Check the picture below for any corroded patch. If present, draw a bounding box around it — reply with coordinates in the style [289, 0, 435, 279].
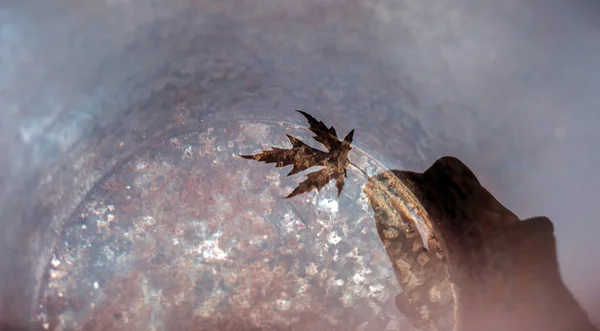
[417, 252, 430, 266]
[419, 305, 430, 320]
[383, 227, 399, 239]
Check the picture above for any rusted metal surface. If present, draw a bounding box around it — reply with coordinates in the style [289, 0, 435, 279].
[36, 122, 411, 331]
[2, 0, 600, 329]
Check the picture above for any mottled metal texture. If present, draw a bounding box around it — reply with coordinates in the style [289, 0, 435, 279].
[35, 122, 409, 330]
[1, 0, 600, 329]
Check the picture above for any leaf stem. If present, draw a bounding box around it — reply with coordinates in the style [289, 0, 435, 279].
[350, 161, 370, 179]
[287, 201, 309, 227]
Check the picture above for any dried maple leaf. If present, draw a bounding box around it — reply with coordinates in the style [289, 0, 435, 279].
[240, 110, 355, 198]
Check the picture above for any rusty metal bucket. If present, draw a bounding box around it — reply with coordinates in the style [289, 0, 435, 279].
[1, 0, 599, 330]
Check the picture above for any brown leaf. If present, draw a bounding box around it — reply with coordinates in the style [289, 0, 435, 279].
[239, 110, 355, 198]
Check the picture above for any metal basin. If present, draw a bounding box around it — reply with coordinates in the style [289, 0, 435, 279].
[1, 0, 599, 329]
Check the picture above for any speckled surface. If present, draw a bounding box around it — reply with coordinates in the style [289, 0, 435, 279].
[2, 0, 600, 329]
[36, 121, 409, 330]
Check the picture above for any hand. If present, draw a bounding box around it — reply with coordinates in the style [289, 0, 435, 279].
[365, 156, 597, 331]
